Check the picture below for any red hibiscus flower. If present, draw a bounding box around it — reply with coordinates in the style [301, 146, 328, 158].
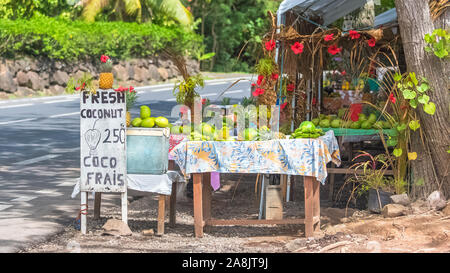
[367, 38, 376, 47]
[271, 73, 279, 81]
[257, 75, 264, 86]
[251, 83, 257, 88]
[101, 55, 109, 63]
[324, 34, 334, 41]
[252, 88, 265, 97]
[281, 102, 288, 110]
[129, 86, 135, 93]
[115, 86, 127, 92]
[312, 97, 317, 106]
[389, 93, 396, 104]
[287, 83, 295, 92]
[349, 30, 360, 40]
[341, 70, 347, 76]
[328, 45, 342, 55]
[265, 40, 276, 51]
[201, 98, 206, 105]
[291, 42, 304, 55]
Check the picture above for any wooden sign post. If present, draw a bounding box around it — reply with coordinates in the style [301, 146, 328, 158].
[80, 89, 127, 234]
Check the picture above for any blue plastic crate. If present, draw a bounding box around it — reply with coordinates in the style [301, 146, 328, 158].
[126, 127, 170, 175]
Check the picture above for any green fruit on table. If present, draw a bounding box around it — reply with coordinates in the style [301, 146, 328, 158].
[312, 118, 320, 126]
[350, 121, 361, 129]
[358, 113, 367, 122]
[155, 116, 169, 128]
[319, 119, 330, 128]
[202, 123, 214, 135]
[319, 114, 326, 120]
[131, 117, 142, 127]
[244, 128, 259, 141]
[299, 121, 316, 133]
[171, 125, 183, 134]
[141, 117, 155, 128]
[368, 113, 377, 123]
[331, 119, 342, 128]
[140, 105, 151, 119]
[361, 121, 373, 129]
[373, 121, 384, 129]
[338, 108, 347, 118]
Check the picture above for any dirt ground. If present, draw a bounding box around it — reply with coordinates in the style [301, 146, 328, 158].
[21, 174, 450, 253]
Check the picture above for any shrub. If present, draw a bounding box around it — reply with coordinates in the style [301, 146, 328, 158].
[0, 15, 202, 61]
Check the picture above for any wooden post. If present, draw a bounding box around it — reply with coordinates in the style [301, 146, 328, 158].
[81, 192, 88, 235]
[121, 192, 128, 224]
[93, 192, 101, 220]
[312, 177, 320, 232]
[281, 175, 288, 202]
[157, 195, 166, 235]
[328, 172, 335, 202]
[193, 173, 204, 238]
[304, 176, 314, 237]
[202, 173, 212, 221]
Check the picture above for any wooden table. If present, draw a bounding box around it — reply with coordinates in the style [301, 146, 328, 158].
[191, 173, 321, 238]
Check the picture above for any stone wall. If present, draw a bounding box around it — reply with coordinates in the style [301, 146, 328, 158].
[0, 57, 200, 99]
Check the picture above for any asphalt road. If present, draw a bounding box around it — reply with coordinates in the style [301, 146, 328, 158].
[0, 77, 252, 252]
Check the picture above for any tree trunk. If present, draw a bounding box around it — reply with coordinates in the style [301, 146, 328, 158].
[395, 0, 450, 198]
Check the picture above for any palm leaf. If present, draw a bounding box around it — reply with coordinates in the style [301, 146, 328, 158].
[82, 0, 110, 22]
[159, 0, 193, 25]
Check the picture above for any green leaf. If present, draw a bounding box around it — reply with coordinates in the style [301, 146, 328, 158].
[409, 72, 418, 86]
[393, 73, 402, 82]
[424, 102, 436, 115]
[417, 83, 429, 93]
[417, 94, 430, 104]
[402, 89, 416, 100]
[396, 123, 407, 131]
[434, 49, 448, 58]
[393, 148, 403, 157]
[199, 52, 215, 60]
[409, 120, 420, 131]
[409, 99, 418, 108]
[387, 138, 398, 147]
[424, 46, 433, 53]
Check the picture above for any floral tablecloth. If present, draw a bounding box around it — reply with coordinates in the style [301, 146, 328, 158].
[170, 130, 340, 184]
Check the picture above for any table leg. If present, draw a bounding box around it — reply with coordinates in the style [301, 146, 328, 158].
[93, 192, 101, 220]
[312, 177, 320, 232]
[193, 173, 204, 238]
[168, 160, 177, 228]
[157, 195, 165, 235]
[304, 176, 314, 237]
[202, 173, 212, 221]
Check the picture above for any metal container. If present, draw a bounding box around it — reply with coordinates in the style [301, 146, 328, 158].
[126, 127, 170, 175]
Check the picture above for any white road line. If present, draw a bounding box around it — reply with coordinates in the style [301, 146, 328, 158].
[0, 118, 37, 125]
[57, 181, 76, 187]
[13, 154, 61, 166]
[202, 93, 218, 97]
[165, 98, 177, 101]
[225, 90, 245, 94]
[151, 88, 172, 93]
[49, 112, 79, 118]
[0, 205, 12, 211]
[11, 196, 37, 202]
[50, 147, 80, 153]
[44, 99, 76, 104]
[207, 82, 227, 86]
[36, 189, 63, 196]
[0, 103, 33, 109]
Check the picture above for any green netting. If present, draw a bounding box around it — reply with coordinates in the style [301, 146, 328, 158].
[322, 128, 397, 137]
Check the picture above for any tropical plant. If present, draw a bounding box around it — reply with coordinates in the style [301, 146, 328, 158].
[66, 72, 98, 94]
[79, 0, 193, 25]
[173, 74, 204, 106]
[424, 28, 449, 59]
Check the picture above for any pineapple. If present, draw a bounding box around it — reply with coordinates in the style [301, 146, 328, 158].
[126, 111, 131, 127]
[99, 55, 113, 89]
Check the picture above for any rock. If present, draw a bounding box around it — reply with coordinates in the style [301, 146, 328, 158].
[0, 67, 17, 92]
[0, 91, 10, 100]
[102, 219, 132, 236]
[142, 229, 154, 236]
[26, 71, 44, 90]
[390, 193, 410, 206]
[442, 204, 450, 216]
[382, 204, 407, 218]
[148, 65, 161, 81]
[427, 191, 447, 210]
[285, 238, 306, 252]
[133, 67, 149, 82]
[158, 58, 171, 68]
[411, 199, 428, 214]
[16, 86, 34, 97]
[112, 64, 129, 81]
[51, 70, 69, 86]
[157, 67, 169, 81]
[48, 85, 66, 95]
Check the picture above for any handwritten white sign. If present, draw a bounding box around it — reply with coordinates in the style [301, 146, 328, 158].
[80, 89, 127, 192]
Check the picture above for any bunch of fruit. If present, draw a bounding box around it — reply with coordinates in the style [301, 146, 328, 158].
[291, 121, 325, 139]
[131, 105, 171, 128]
[312, 109, 392, 130]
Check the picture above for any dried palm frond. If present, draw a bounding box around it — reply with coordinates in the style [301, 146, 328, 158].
[429, 0, 450, 20]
